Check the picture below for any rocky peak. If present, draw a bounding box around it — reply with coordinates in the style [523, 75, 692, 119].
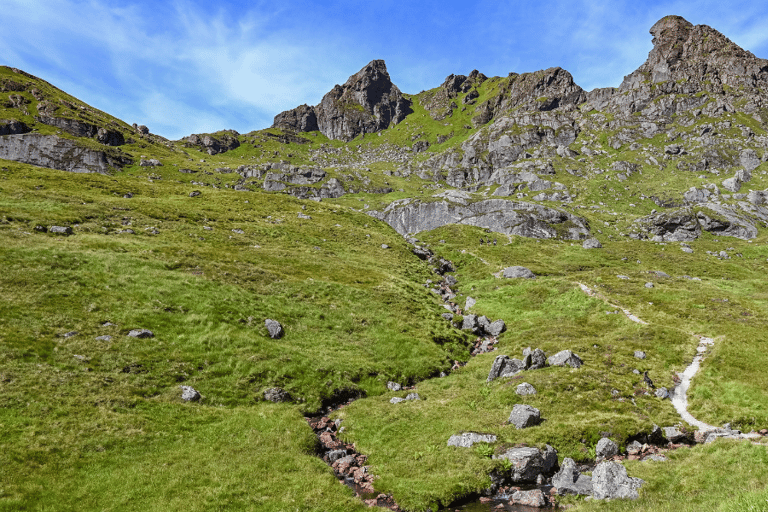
[619, 15, 768, 93]
[272, 60, 411, 141]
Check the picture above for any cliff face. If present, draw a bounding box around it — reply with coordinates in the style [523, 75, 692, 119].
[272, 60, 411, 141]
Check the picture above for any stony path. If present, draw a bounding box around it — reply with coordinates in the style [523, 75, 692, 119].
[576, 282, 648, 325]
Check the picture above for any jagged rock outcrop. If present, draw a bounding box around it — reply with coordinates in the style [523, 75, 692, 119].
[273, 60, 412, 141]
[0, 134, 131, 173]
[634, 204, 760, 240]
[184, 130, 241, 155]
[369, 198, 590, 239]
[35, 115, 125, 146]
[603, 15, 768, 116]
[0, 119, 30, 135]
[420, 70, 487, 120]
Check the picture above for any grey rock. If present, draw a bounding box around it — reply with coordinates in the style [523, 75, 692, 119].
[94, 335, 112, 341]
[462, 314, 479, 332]
[508, 404, 542, 429]
[596, 438, 619, 460]
[368, 199, 590, 240]
[655, 387, 670, 399]
[582, 238, 602, 249]
[527, 348, 547, 369]
[552, 457, 593, 496]
[721, 176, 741, 192]
[327, 449, 348, 463]
[50, 226, 73, 235]
[264, 387, 291, 403]
[487, 319, 507, 337]
[515, 382, 537, 396]
[626, 441, 643, 454]
[265, 319, 284, 339]
[127, 329, 154, 338]
[381, 244, 390, 249]
[405, 392, 420, 401]
[663, 426, 692, 444]
[634, 351, 647, 360]
[477, 315, 492, 334]
[740, 149, 760, 171]
[441, 312, 454, 321]
[591, 461, 643, 500]
[184, 131, 240, 155]
[139, 158, 162, 167]
[503, 266, 536, 279]
[493, 445, 557, 483]
[387, 381, 402, 391]
[390, 397, 405, 404]
[511, 489, 547, 508]
[189, 190, 201, 197]
[0, 119, 30, 135]
[487, 355, 527, 382]
[465, 296, 476, 310]
[180, 385, 201, 402]
[547, 350, 583, 368]
[644, 454, 668, 462]
[447, 432, 497, 448]
[645, 282, 654, 288]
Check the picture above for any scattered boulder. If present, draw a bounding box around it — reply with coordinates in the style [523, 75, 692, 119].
[465, 296, 476, 309]
[447, 432, 497, 448]
[94, 335, 112, 341]
[663, 426, 692, 444]
[49, 226, 73, 235]
[487, 355, 527, 382]
[582, 238, 603, 249]
[547, 350, 583, 368]
[180, 385, 201, 402]
[139, 158, 162, 167]
[591, 461, 644, 500]
[493, 445, 557, 483]
[524, 347, 548, 370]
[634, 350, 647, 359]
[596, 438, 619, 460]
[487, 319, 507, 336]
[387, 381, 402, 391]
[390, 393, 420, 404]
[127, 329, 154, 338]
[264, 387, 291, 403]
[508, 404, 542, 429]
[552, 457, 593, 495]
[265, 319, 284, 339]
[515, 382, 537, 396]
[503, 266, 536, 279]
[655, 387, 670, 399]
[189, 190, 201, 197]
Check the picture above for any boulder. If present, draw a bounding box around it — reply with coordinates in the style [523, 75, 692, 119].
[487, 355, 526, 382]
[740, 149, 760, 171]
[265, 319, 284, 339]
[547, 350, 583, 368]
[446, 432, 497, 448]
[462, 314, 479, 332]
[487, 319, 507, 336]
[634, 350, 647, 359]
[663, 426, 692, 443]
[508, 404, 542, 429]
[582, 238, 602, 249]
[721, 176, 741, 192]
[524, 347, 548, 369]
[386, 381, 402, 391]
[477, 315, 492, 334]
[465, 296, 476, 310]
[180, 385, 201, 402]
[552, 457, 593, 496]
[591, 461, 644, 500]
[503, 266, 536, 279]
[515, 382, 537, 396]
[49, 226, 73, 236]
[511, 489, 547, 507]
[264, 387, 291, 403]
[493, 445, 557, 483]
[127, 329, 154, 338]
[596, 438, 619, 460]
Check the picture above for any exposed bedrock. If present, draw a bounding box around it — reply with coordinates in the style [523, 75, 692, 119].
[368, 198, 590, 239]
[0, 133, 131, 173]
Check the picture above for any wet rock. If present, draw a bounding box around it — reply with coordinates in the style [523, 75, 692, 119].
[503, 266, 536, 279]
[547, 350, 583, 368]
[515, 382, 537, 396]
[447, 432, 497, 448]
[127, 329, 154, 338]
[596, 438, 619, 460]
[265, 319, 284, 339]
[180, 385, 201, 402]
[511, 489, 547, 507]
[264, 387, 291, 403]
[508, 404, 542, 429]
[591, 461, 644, 500]
[552, 457, 593, 495]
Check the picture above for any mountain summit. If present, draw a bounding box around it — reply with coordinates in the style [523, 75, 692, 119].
[273, 59, 411, 141]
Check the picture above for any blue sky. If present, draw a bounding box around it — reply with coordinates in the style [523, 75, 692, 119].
[3, 0, 768, 140]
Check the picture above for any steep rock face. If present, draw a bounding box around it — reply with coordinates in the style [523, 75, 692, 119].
[420, 70, 488, 120]
[369, 198, 590, 239]
[35, 115, 125, 146]
[0, 134, 131, 173]
[184, 130, 241, 155]
[272, 104, 318, 132]
[605, 15, 768, 115]
[472, 67, 586, 127]
[272, 60, 411, 141]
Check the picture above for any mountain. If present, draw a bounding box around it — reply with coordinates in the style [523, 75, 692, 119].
[2, 14, 768, 512]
